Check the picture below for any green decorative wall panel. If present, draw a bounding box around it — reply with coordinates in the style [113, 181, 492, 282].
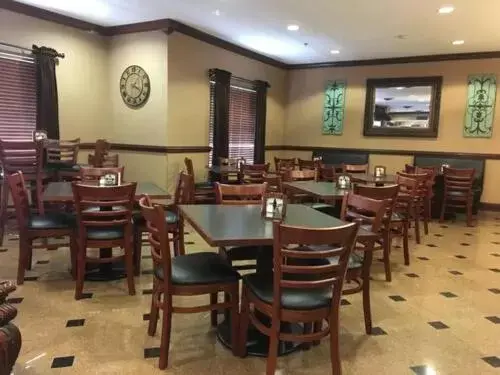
[463, 74, 496, 138]
[322, 81, 346, 135]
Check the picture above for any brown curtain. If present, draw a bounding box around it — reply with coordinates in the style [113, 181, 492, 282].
[33, 45, 59, 139]
[208, 68, 231, 166]
[253, 80, 270, 164]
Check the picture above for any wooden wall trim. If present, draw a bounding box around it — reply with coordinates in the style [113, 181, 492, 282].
[265, 145, 500, 160]
[479, 203, 500, 212]
[80, 143, 210, 154]
[5, 3, 500, 71]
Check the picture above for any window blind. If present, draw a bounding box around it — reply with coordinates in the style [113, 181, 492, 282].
[208, 81, 256, 166]
[0, 53, 37, 141]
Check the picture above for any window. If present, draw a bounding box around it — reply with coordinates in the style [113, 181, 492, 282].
[0, 52, 37, 141]
[209, 80, 257, 165]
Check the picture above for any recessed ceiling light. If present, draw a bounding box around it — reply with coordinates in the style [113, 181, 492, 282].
[452, 40, 465, 45]
[287, 24, 299, 31]
[438, 5, 455, 14]
[213, 9, 221, 16]
[330, 50, 340, 54]
[396, 87, 405, 90]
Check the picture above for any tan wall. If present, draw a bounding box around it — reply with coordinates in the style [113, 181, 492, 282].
[166, 32, 287, 187]
[0, 10, 111, 141]
[286, 60, 500, 203]
[108, 31, 169, 187]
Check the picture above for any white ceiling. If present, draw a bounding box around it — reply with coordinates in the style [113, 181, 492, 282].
[14, 0, 500, 64]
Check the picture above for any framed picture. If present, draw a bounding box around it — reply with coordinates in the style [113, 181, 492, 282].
[336, 174, 351, 189]
[99, 172, 121, 187]
[374, 165, 386, 177]
[261, 192, 287, 221]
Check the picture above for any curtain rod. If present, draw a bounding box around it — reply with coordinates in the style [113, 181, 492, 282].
[0, 42, 65, 58]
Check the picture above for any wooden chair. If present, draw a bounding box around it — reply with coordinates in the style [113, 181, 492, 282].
[237, 220, 359, 375]
[318, 166, 336, 182]
[274, 157, 296, 173]
[440, 167, 475, 226]
[0, 140, 46, 246]
[298, 158, 318, 170]
[340, 193, 388, 334]
[79, 166, 124, 181]
[240, 163, 270, 184]
[133, 172, 192, 275]
[397, 171, 429, 242]
[72, 182, 137, 299]
[7, 172, 77, 285]
[45, 138, 80, 181]
[214, 182, 268, 273]
[263, 174, 283, 193]
[88, 153, 119, 168]
[353, 184, 400, 281]
[91, 139, 111, 168]
[342, 163, 368, 174]
[139, 196, 240, 369]
[184, 157, 214, 203]
[282, 169, 317, 203]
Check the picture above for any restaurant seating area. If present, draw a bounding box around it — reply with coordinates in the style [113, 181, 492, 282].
[1, 2, 500, 374]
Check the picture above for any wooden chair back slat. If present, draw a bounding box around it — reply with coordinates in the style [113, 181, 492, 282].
[274, 157, 296, 172]
[342, 163, 368, 174]
[263, 174, 283, 193]
[46, 138, 80, 164]
[0, 141, 43, 177]
[283, 169, 317, 182]
[340, 192, 388, 233]
[240, 163, 270, 184]
[443, 167, 475, 195]
[298, 159, 318, 171]
[318, 166, 336, 182]
[175, 172, 195, 205]
[215, 182, 267, 205]
[353, 184, 399, 219]
[6, 172, 31, 229]
[80, 166, 125, 182]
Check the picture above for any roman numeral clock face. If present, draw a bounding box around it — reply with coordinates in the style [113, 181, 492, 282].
[120, 65, 150, 108]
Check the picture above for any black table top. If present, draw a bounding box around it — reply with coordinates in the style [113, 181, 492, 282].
[43, 181, 170, 202]
[179, 204, 377, 247]
[352, 173, 396, 184]
[283, 181, 348, 200]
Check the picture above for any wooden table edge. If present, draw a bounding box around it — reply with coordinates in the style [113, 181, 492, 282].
[282, 182, 343, 200]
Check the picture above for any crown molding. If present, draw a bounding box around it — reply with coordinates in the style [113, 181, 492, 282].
[3, 1, 500, 71]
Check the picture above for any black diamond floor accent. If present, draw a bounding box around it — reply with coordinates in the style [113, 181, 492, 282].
[370, 327, 387, 336]
[24, 276, 38, 281]
[143, 313, 150, 321]
[485, 316, 500, 324]
[440, 225, 448, 228]
[142, 289, 153, 295]
[490, 268, 500, 273]
[142, 269, 154, 275]
[482, 356, 500, 368]
[488, 288, 500, 294]
[405, 273, 419, 278]
[410, 365, 431, 375]
[434, 234, 443, 237]
[426, 244, 437, 248]
[51, 356, 74, 368]
[6, 297, 23, 304]
[144, 347, 160, 358]
[81, 293, 93, 299]
[492, 241, 500, 245]
[428, 321, 449, 330]
[494, 232, 500, 235]
[340, 299, 351, 306]
[464, 233, 473, 236]
[0, 248, 7, 253]
[455, 255, 467, 259]
[389, 295, 406, 302]
[185, 241, 195, 245]
[440, 291, 458, 298]
[449, 270, 463, 275]
[36, 260, 49, 264]
[417, 256, 430, 261]
[460, 243, 470, 246]
[66, 319, 85, 327]
[490, 253, 500, 257]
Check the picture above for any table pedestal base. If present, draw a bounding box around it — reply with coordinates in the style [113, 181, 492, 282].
[216, 318, 303, 357]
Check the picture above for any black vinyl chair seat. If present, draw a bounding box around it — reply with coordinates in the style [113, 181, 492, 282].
[154, 252, 240, 285]
[243, 273, 332, 310]
[86, 226, 125, 240]
[27, 212, 75, 230]
[195, 181, 214, 189]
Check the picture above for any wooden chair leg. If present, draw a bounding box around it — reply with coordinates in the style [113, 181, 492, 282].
[70, 234, 77, 280]
[16, 236, 29, 285]
[383, 229, 392, 282]
[158, 298, 173, 370]
[26, 248, 33, 270]
[124, 243, 136, 296]
[266, 317, 280, 375]
[403, 222, 410, 266]
[238, 287, 250, 357]
[75, 245, 86, 300]
[133, 226, 142, 276]
[423, 198, 430, 235]
[362, 252, 373, 335]
[229, 285, 240, 357]
[466, 200, 473, 227]
[148, 279, 159, 336]
[329, 308, 342, 375]
[0, 182, 6, 246]
[302, 323, 312, 350]
[312, 320, 322, 346]
[413, 202, 421, 244]
[210, 293, 218, 327]
[439, 198, 446, 223]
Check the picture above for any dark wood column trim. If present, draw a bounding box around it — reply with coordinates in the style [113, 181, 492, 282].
[80, 143, 210, 154]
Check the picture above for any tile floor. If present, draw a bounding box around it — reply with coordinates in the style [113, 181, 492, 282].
[2, 213, 500, 374]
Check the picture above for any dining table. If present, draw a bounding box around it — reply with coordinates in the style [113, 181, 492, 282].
[43, 181, 170, 281]
[179, 203, 378, 357]
[283, 181, 348, 201]
[349, 173, 396, 185]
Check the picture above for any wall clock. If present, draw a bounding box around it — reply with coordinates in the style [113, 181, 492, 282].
[119, 65, 150, 108]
